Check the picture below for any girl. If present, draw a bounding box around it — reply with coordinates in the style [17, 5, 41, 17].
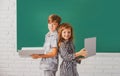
[58, 23, 87, 76]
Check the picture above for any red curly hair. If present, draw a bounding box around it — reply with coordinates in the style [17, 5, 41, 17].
[58, 23, 74, 47]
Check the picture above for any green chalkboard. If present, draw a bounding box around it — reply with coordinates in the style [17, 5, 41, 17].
[17, 0, 120, 52]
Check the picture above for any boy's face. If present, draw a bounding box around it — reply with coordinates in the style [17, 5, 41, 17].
[62, 28, 71, 40]
[48, 21, 59, 32]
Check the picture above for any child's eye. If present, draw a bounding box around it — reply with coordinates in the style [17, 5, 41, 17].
[53, 24, 57, 26]
[68, 31, 71, 33]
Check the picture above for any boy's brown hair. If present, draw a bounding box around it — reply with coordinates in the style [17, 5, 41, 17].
[48, 14, 61, 25]
[58, 23, 74, 47]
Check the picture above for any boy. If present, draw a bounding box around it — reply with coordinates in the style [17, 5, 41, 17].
[31, 14, 61, 76]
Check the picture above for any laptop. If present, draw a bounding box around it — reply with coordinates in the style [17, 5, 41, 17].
[18, 47, 44, 57]
[84, 37, 96, 58]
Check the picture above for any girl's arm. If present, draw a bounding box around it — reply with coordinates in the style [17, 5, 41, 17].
[75, 48, 87, 57]
[59, 44, 76, 61]
[59, 47, 87, 62]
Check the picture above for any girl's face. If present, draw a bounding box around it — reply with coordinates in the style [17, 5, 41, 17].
[62, 28, 71, 40]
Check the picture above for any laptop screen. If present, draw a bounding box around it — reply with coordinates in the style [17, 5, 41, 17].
[84, 37, 96, 58]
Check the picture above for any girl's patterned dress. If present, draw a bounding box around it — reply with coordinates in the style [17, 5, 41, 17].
[59, 40, 80, 76]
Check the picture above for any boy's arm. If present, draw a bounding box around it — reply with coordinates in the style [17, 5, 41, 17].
[31, 33, 58, 59]
[40, 47, 58, 58]
[31, 47, 58, 59]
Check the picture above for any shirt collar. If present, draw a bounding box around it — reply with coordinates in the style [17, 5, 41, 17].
[48, 30, 57, 36]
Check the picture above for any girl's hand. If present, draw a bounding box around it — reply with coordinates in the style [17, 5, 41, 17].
[78, 57, 86, 60]
[78, 48, 88, 57]
[31, 54, 41, 59]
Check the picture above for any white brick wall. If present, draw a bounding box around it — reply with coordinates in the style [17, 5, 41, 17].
[0, 0, 120, 76]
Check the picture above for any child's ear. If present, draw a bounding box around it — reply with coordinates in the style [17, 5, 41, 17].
[58, 43, 60, 47]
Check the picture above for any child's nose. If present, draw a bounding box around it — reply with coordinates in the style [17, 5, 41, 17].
[65, 33, 68, 36]
[49, 24, 53, 27]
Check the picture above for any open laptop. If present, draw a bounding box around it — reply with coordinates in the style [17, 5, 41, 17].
[18, 47, 44, 57]
[84, 37, 96, 58]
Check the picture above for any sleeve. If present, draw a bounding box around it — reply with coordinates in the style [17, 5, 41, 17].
[43, 34, 47, 48]
[73, 57, 81, 64]
[59, 43, 75, 61]
[59, 43, 81, 64]
[70, 42, 81, 64]
[51, 35, 58, 48]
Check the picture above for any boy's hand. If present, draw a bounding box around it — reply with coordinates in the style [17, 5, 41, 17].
[31, 54, 41, 59]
